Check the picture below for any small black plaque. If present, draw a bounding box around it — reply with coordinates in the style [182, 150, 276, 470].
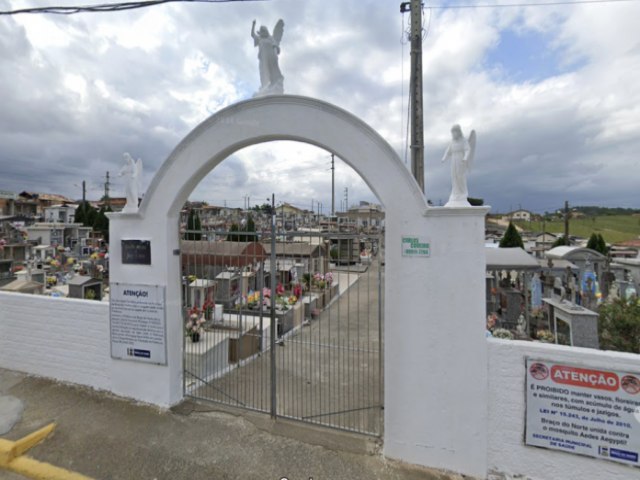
[121, 239, 151, 265]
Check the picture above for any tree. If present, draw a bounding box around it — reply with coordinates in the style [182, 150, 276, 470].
[597, 234, 607, 255]
[227, 223, 240, 241]
[243, 215, 257, 240]
[186, 209, 202, 241]
[551, 235, 570, 248]
[75, 202, 86, 225]
[598, 298, 640, 353]
[75, 201, 97, 227]
[93, 206, 111, 243]
[227, 216, 257, 242]
[587, 233, 607, 255]
[255, 203, 273, 215]
[499, 222, 524, 248]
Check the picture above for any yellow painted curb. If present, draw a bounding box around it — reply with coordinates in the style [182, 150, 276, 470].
[0, 423, 94, 480]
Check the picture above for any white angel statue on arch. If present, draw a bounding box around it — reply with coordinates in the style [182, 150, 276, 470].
[119, 152, 143, 213]
[441, 124, 476, 207]
[251, 18, 285, 96]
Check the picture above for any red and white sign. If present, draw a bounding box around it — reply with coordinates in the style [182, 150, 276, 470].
[526, 358, 640, 468]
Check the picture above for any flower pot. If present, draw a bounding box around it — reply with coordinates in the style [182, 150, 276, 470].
[191, 332, 200, 343]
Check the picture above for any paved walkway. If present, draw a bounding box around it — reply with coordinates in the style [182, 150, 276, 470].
[0, 368, 464, 480]
[191, 260, 383, 434]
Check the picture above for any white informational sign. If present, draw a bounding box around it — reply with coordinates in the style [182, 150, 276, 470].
[401, 235, 430, 257]
[526, 358, 640, 468]
[110, 283, 167, 365]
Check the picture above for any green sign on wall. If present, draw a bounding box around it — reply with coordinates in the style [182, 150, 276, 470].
[401, 236, 430, 257]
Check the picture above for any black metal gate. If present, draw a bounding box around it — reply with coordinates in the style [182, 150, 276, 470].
[181, 219, 383, 436]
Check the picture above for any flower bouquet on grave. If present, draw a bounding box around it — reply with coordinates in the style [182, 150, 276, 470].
[185, 307, 205, 342]
[203, 299, 214, 321]
[535, 329, 554, 343]
[292, 283, 303, 299]
[324, 272, 333, 287]
[275, 294, 291, 311]
[492, 328, 513, 340]
[247, 291, 262, 309]
[312, 272, 326, 290]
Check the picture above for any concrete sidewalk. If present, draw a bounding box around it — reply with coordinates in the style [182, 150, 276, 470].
[0, 369, 464, 480]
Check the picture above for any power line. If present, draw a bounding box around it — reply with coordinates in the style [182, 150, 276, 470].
[428, 0, 637, 9]
[0, 0, 267, 16]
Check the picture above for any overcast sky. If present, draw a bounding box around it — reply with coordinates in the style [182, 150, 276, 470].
[0, 0, 639, 214]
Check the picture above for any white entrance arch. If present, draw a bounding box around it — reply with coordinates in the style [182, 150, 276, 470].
[109, 95, 488, 477]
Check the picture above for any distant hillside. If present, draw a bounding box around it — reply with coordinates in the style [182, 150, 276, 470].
[569, 206, 640, 216]
[514, 215, 640, 244]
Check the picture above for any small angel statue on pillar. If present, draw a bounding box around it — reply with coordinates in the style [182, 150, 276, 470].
[441, 124, 476, 207]
[119, 153, 143, 213]
[251, 19, 285, 97]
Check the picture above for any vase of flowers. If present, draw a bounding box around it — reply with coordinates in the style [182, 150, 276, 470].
[312, 272, 326, 290]
[292, 283, 303, 299]
[185, 307, 205, 343]
[203, 300, 214, 321]
[246, 291, 260, 309]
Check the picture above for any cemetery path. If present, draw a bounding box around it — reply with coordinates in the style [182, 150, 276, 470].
[192, 258, 384, 435]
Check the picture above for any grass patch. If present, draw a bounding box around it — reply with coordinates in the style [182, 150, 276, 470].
[514, 215, 640, 244]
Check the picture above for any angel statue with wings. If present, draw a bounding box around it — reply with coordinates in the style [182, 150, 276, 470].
[251, 19, 285, 97]
[119, 152, 143, 213]
[441, 124, 476, 207]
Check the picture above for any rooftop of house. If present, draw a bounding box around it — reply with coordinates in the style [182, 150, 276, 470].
[19, 192, 74, 203]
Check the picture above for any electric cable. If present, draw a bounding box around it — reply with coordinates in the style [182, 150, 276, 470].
[0, 0, 268, 16]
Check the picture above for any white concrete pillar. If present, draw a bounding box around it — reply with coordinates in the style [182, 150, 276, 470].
[384, 206, 489, 478]
[107, 212, 183, 407]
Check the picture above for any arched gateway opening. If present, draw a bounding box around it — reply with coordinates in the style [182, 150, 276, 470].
[109, 95, 489, 476]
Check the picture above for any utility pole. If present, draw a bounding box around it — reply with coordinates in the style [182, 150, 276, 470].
[104, 171, 111, 208]
[331, 153, 335, 216]
[344, 187, 348, 212]
[82, 180, 86, 204]
[564, 200, 570, 245]
[401, 0, 425, 193]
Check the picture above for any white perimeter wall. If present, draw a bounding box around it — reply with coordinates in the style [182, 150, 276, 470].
[3, 292, 640, 479]
[0, 291, 110, 391]
[488, 338, 640, 480]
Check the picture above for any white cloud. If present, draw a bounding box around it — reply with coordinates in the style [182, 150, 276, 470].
[0, 0, 638, 213]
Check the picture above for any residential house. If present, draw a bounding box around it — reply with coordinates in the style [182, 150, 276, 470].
[44, 204, 77, 224]
[0, 217, 30, 262]
[336, 201, 385, 232]
[505, 209, 532, 222]
[18, 191, 74, 218]
[96, 197, 127, 212]
[277, 203, 311, 230]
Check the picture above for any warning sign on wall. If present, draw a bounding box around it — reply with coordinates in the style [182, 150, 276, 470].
[110, 283, 167, 365]
[526, 358, 640, 468]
